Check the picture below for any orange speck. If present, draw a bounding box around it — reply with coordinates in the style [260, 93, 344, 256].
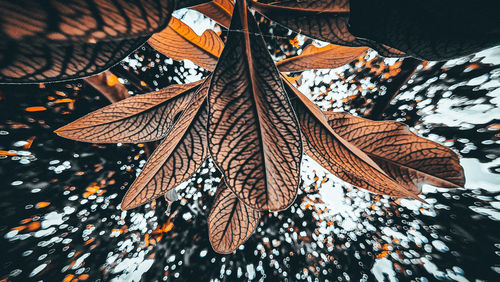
[25, 106, 47, 112]
[55, 91, 67, 97]
[84, 238, 95, 246]
[0, 150, 17, 156]
[54, 98, 75, 104]
[63, 274, 74, 282]
[140, 81, 147, 87]
[36, 202, 50, 208]
[163, 222, 174, 233]
[106, 74, 119, 86]
[78, 274, 89, 280]
[12, 226, 26, 231]
[27, 221, 40, 231]
[23, 137, 35, 149]
[39, 83, 46, 89]
[377, 251, 389, 259]
[20, 218, 32, 224]
[289, 37, 300, 47]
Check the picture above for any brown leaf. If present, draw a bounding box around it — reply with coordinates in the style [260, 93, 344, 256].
[121, 78, 210, 210]
[55, 80, 202, 143]
[276, 44, 368, 72]
[282, 77, 421, 199]
[208, 0, 302, 211]
[325, 112, 465, 193]
[0, 0, 175, 82]
[0, 37, 149, 83]
[250, 0, 405, 58]
[0, 0, 172, 43]
[191, 0, 234, 28]
[148, 17, 224, 71]
[208, 182, 260, 254]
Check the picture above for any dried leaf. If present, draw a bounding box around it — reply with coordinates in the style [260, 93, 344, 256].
[121, 78, 210, 210]
[0, 37, 148, 83]
[325, 112, 465, 193]
[208, 1, 302, 211]
[55, 80, 202, 143]
[191, 0, 234, 28]
[276, 44, 368, 72]
[0, 0, 177, 82]
[208, 182, 260, 254]
[283, 77, 420, 199]
[250, 0, 405, 58]
[0, 0, 172, 43]
[149, 17, 224, 71]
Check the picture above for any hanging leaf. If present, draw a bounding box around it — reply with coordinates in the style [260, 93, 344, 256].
[191, 0, 234, 28]
[0, 37, 149, 83]
[148, 17, 224, 71]
[325, 112, 465, 193]
[121, 78, 210, 210]
[0, 0, 173, 43]
[55, 80, 202, 143]
[208, 0, 302, 211]
[276, 44, 368, 72]
[250, 0, 405, 58]
[282, 77, 421, 199]
[208, 182, 260, 254]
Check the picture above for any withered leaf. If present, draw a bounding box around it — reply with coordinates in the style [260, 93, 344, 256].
[0, 0, 177, 83]
[276, 44, 368, 72]
[283, 77, 420, 199]
[121, 78, 210, 210]
[191, 0, 234, 28]
[208, 0, 302, 211]
[250, 0, 405, 58]
[55, 80, 202, 143]
[208, 182, 260, 254]
[0, 0, 173, 43]
[0, 37, 148, 83]
[325, 112, 465, 193]
[148, 17, 224, 71]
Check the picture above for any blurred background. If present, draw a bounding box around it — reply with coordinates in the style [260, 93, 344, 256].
[1, 9, 499, 281]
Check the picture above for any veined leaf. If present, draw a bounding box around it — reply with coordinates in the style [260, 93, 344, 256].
[191, 0, 234, 28]
[325, 112, 465, 193]
[0, 37, 148, 83]
[250, 0, 405, 58]
[121, 78, 210, 210]
[55, 80, 202, 143]
[276, 44, 368, 72]
[208, 182, 260, 254]
[0, 0, 172, 43]
[149, 17, 224, 71]
[208, 0, 302, 211]
[282, 77, 421, 199]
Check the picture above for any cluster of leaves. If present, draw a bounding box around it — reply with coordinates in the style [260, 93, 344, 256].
[1, 0, 486, 253]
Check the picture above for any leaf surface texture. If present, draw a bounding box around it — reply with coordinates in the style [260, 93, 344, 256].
[121, 79, 210, 210]
[325, 112, 465, 193]
[55, 81, 202, 143]
[208, 182, 260, 254]
[208, 1, 302, 211]
[148, 17, 224, 71]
